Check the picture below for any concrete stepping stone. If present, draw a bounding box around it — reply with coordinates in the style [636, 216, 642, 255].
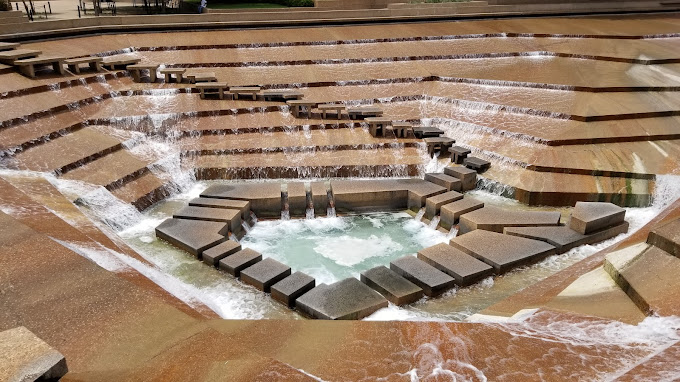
[417, 243, 493, 286]
[425, 190, 463, 219]
[0, 326, 68, 382]
[295, 278, 388, 320]
[569, 202, 626, 235]
[463, 157, 491, 172]
[155, 218, 228, 257]
[219, 248, 262, 277]
[188, 197, 251, 221]
[240, 258, 292, 292]
[425, 173, 462, 192]
[202, 239, 241, 266]
[459, 205, 561, 235]
[360, 265, 424, 305]
[448, 145, 471, 164]
[647, 218, 680, 258]
[271, 271, 315, 308]
[504, 221, 629, 254]
[440, 197, 484, 229]
[390, 255, 455, 296]
[201, 183, 282, 218]
[444, 166, 477, 192]
[450, 230, 557, 273]
[173, 205, 242, 235]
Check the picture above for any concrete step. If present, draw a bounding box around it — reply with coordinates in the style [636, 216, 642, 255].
[440, 197, 484, 229]
[646, 218, 680, 259]
[604, 242, 680, 316]
[218, 248, 262, 277]
[450, 229, 557, 273]
[188, 197, 251, 221]
[111, 172, 171, 211]
[424, 172, 462, 192]
[155, 218, 228, 257]
[11, 127, 123, 174]
[360, 265, 424, 305]
[271, 271, 315, 308]
[569, 201, 625, 234]
[295, 277, 388, 320]
[173, 205, 242, 235]
[202, 239, 241, 267]
[444, 166, 477, 191]
[425, 190, 463, 219]
[0, 326, 68, 382]
[201, 182, 282, 219]
[458, 205, 562, 235]
[504, 221, 629, 255]
[417, 243, 493, 286]
[390, 255, 455, 297]
[60, 149, 154, 190]
[240, 257, 292, 292]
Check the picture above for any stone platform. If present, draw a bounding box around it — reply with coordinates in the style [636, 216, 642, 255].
[155, 218, 228, 257]
[390, 255, 455, 296]
[295, 278, 388, 320]
[360, 265, 424, 305]
[458, 206, 562, 235]
[0, 326, 68, 382]
[417, 243, 493, 286]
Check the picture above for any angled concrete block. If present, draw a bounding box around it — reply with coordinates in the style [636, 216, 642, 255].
[219, 248, 262, 277]
[189, 197, 251, 221]
[444, 166, 477, 192]
[295, 278, 388, 320]
[390, 255, 455, 296]
[459, 206, 561, 235]
[0, 326, 68, 382]
[425, 190, 464, 219]
[440, 197, 484, 229]
[201, 183, 282, 218]
[569, 202, 626, 235]
[647, 218, 680, 259]
[360, 265, 424, 305]
[155, 218, 228, 257]
[240, 258, 292, 292]
[417, 243, 493, 286]
[425, 173, 462, 192]
[463, 157, 490, 172]
[505, 221, 629, 255]
[450, 230, 557, 273]
[271, 271, 315, 308]
[202, 240, 242, 266]
[173, 205, 242, 234]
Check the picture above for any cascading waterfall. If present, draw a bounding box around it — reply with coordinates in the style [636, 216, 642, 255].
[326, 185, 337, 218]
[429, 215, 441, 229]
[305, 183, 315, 220]
[414, 207, 426, 221]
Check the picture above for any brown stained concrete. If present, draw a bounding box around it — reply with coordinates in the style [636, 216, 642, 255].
[616, 341, 680, 382]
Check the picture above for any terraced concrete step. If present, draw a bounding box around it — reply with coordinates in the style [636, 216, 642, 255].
[202, 239, 241, 266]
[360, 265, 424, 305]
[569, 201, 625, 234]
[605, 243, 680, 316]
[240, 258, 292, 292]
[201, 182, 282, 218]
[440, 197, 484, 229]
[390, 255, 455, 297]
[450, 229, 557, 273]
[155, 218, 228, 257]
[60, 149, 153, 189]
[111, 172, 171, 211]
[458, 205, 561, 235]
[173, 205, 242, 234]
[0, 326, 68, 382]
[425, 190, 463, 219]
[218, 248, 262, 277]
[189, 197, 251, 221]
[201, 354, 319, 382]
[424, 172, 462, 192]
[330, 178, 446, 212]
[444, 166, 477, 191]
[504, 221, 629, 255]
[295, 277, 388, 320]
[271, 271, 315, 308]
[11, 127, 123, 174]
[417, 243, 493, 286]
[646, 218, 680, 258]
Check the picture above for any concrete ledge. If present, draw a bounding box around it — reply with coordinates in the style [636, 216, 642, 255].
[440, 197, 484, 229]
[201, 183, 282, 218]
[218, 248, 262, 277]
[0, 327, 68, 382]
[202, 239, 242, 266]
[647, 219, 680, 258]
[444, 166, 477, 192]
[360, 265, 424, 305]
[390, 255, 455, 296]
[459, 206, 561, 235]
[271, 271, 315, 308]
[295, 278, 388, 320]
[505, 221, 629, 254]
[417, 243, 493, 286]
[240, 258, 292, 292]
[188, 197, 251, 222]
[569, 202, 625, 234]
[425, 190, 463, 219]
[173, 205, 242, 234]
[155, 218, 228, 257]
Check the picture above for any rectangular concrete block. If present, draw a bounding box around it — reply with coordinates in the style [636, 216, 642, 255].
[202, 240, 242, 266]
[450, 230, 557, 273]
[201, 183, 282, 218]
[390, 255, 455, 296]
[569, 202, 626, 235]
[360, 265, 424, 305]
[505, 222, 629, 255]
[417, 243, 493, 286]
[286, 182, 308, 217]
[219, 248, 262, 277]
[425, 190, 464, 219]
[271, 271, 315, 308]
[173, 206, 242, 235]
[440, 198, 484, 229]
[425, 173, 462, 192]
[647, 219, 680, 259]
[458, 206, 561, 235]
[240, 258, 292, 292]
[295, 278, 388, 320]
[444, 166, 477, 191]
[0, 327, 68, 382]
[188, 197, 251, 222]
[311, 182, 329, 216]
[155, 218, 228, 257]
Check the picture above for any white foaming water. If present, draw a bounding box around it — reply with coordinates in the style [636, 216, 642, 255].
[314, 234, 404, 267]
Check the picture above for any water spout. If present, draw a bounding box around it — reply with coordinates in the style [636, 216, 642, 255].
[414, 208, 426, 221]
[429, 215, 441, 229]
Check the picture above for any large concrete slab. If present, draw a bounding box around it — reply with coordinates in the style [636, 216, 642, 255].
[240, 258, 292, 292]
[417, 243, 493, 286]
[201, 183, 282, 218]
[202, 239, 242, 266]
[504, 222, 629, 254]
[360, 265, 424, 305]
[569, 202, 626, 234]
[459, 205, 561, 235]
[450, 230, 557, 273]
[425, 173, 462, 192]
[155, 218, 228, 257]
[0, 326, 68, 382]
[271, 271, 315, 308]
[440, 197, 484, 229]
[218, 248, 262, 277]
[173, 205, 242, 234]
[188, 197, 251, 221]
[646, 218, 680, 259]
[390, 255, 455, 297]
[295, 278, 388, 320]
[330, 179, 445, 212]
[425, 190, 464, 219]
[444, 166, 477, 192]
